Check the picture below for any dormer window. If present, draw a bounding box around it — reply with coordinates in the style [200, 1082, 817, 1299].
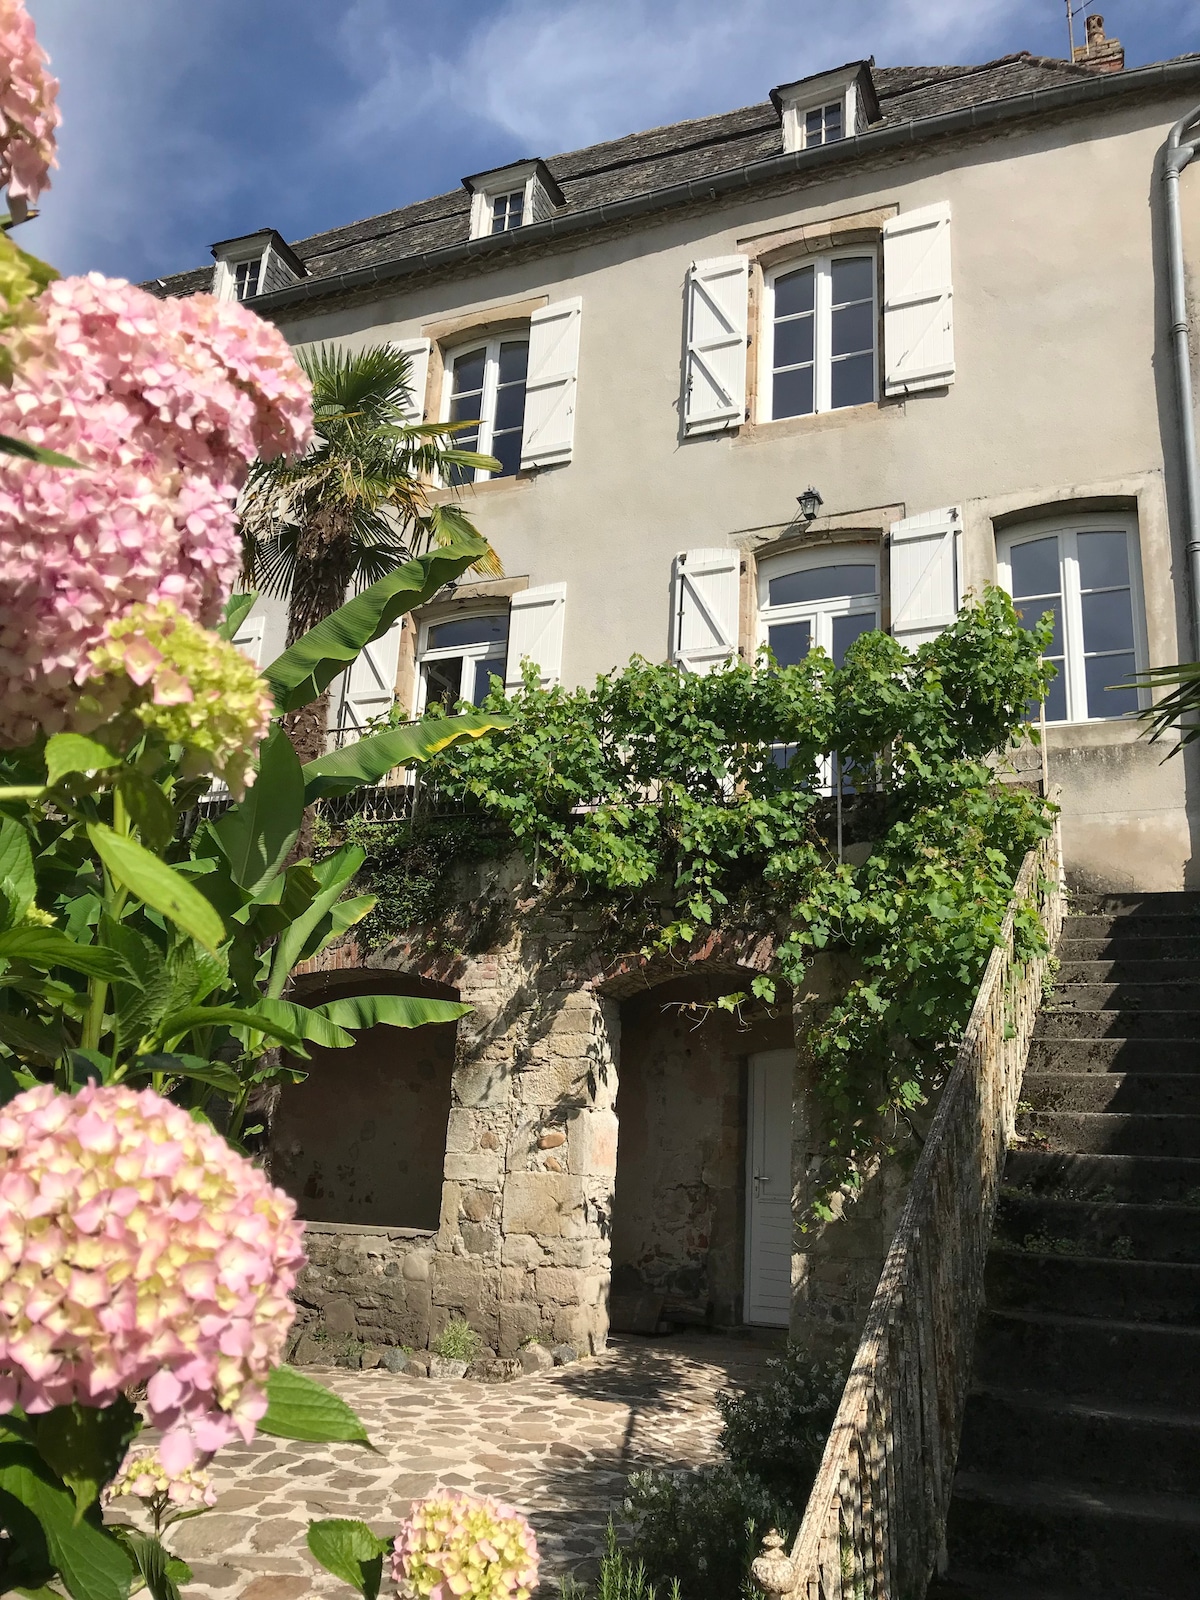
[772, 62, 879, 156]
[210, 229, 306, 304]
[463, 159, 564, 242]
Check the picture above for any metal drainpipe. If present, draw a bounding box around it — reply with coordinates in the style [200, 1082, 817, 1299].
[1166, 104, 1200, 659]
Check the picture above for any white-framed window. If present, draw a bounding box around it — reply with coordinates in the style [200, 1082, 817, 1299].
[801, 101, 843, 147]
[442, 335, 529, 483]
[757, 546, 880, 667]
[490, 191, 525, 233]
[997, 514, 1146, 724]
[760, 251, 877, 421]
[234, 258, 262, 301]
[418, 612, 510, 712]
[775, 68, 863, 154]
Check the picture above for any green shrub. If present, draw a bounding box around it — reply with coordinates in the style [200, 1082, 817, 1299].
[716, 1347, 846, 1502]
[561, 1525, 681, 1600]
[431, 1316, 482, 1363]
[624, 1464, 794, 1600]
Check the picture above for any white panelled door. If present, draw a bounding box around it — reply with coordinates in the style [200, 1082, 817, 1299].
[683, 256, 749, 435]
[889, 506, 962, 650]
[672, 547, 740, 672]
[745, 1049, 793, 1328]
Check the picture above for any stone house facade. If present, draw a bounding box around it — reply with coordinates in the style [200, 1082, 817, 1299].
[151, 18, 1200, 1353]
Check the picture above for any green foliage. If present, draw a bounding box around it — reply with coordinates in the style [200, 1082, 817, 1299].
[401, 586, 1055, 1207]
[715, 1349, 846, 1502]
[623, 1465, 793, 1600]
[560, 1523, 681, 1600]
[1136, 658, 1200, 752]
[431, 1317, 483, 1364]
[307, 1518, 391, 1600]
[258, 1366, 373, 1446]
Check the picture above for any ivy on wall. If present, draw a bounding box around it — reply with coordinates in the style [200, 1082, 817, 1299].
[345, 588, 1054, 1212]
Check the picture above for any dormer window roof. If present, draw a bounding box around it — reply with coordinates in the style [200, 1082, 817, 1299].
[210, 228, 306, 303]
[771, 61, 880, 155]
[462, 160, 564, 241]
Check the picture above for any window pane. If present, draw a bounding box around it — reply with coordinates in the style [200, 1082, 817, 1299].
[1077, 530, 1131, 591]
[424, 657, 463, 709]
[472, 655, 507, 704]
[493, 381, 527, 432]
[1038, 661, 1068, 724]
[428, 614, 509, 650]
[769, 564, 877, 606]
[831, 256, 873, 305]
[774, 315, 814, 369]
[451, 348, 487, 394]
[1081, 588, 1135, 654]
[830, 352, 875, 409]
[774, 266, 815, 318]
[1008, 537, 1060, 600]
[773, 365, 814, 419]
[831, 299, 874, 358]
[805, 108, 824, 140]
[490, 426, 523, 478]
[825, 104, 843, 141]
[832, 612, 877, 667]
[1014, 595, 1063, 658]
[767, 620, 811, 668]
[498, 340, 529, 383]
[1085, 652, 1138, 718]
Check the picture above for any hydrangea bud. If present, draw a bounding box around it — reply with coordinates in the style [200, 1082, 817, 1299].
[106, 1450, 217, 1510]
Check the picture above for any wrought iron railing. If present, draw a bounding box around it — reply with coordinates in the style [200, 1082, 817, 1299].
[753, 799, 1065, 1600]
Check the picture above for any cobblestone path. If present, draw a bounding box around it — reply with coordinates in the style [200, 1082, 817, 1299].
[168, 1334, 779, 1600]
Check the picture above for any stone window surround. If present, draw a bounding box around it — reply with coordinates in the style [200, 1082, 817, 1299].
[736, 204, 898, 437]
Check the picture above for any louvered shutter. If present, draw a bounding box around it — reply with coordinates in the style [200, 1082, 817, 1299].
[683, 256, 749, 435]
[338, 621, 403, 737]
[889, 507, 962, 650]
[882, 203, 954, 395]
[231, 613, 264, 666]
[392, 337, 432, 424]
[504, 584, 567, 692]
[520, 299, 582, 469]
[672, 548, 740, 672]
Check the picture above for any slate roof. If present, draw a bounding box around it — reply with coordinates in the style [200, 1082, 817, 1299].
[143, 50, 1182, 301]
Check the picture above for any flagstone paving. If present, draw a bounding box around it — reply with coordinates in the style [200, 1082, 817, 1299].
[166, 1333, 781, 1599]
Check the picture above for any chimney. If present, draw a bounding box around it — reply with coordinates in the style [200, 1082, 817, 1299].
[1073, 13, 1124, 73]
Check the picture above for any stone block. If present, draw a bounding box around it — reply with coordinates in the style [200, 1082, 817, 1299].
[461, 1188, 496, 1223]
[501, 1234, 543, 1268]
[460, 1221, 498, 1257]
[501, 1172, 585, 1238]
[518, 1342, 554, 1373]
[567, 1109, 619, 1177]
[551, 1305, 594, 1346]
[547, 1007, 594, 1036]
[444, 1108, 478, 1154]
[538, 1238, 593, 1268]
[498, 1300, 541, 1355]
[535, 1267, 582, 1305]
[455, 1059, 512, 1109]
[444, 1153, 503, 1183]
[291, 1330, 323, 1366]
[433, 1256, 484, 1309]
[381, 1348, 409, 1373]
[500, 1266, 532, 1301]
[323, 1296, 357, 1338]
[402, 1251, 430, 1282]
[551, 1342, 579, 1366]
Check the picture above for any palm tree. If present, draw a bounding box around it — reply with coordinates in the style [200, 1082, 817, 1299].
[240, 342, 500, 765]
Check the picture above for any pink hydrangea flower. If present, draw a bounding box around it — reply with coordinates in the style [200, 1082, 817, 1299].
[0, 272, 311, 746]
[392, 1494, 539, 1600]
[0, 0, 59, 206]
[106, 1450, 217, 1511]
[0, 1083, 306, 1472]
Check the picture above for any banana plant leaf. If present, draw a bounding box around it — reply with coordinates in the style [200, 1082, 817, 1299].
[301, 712, 510, 800]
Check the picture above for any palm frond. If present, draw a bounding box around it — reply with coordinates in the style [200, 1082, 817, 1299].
[1135, 661, 1200, 751]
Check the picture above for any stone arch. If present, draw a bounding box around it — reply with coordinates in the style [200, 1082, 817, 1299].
[270, 969, 461, 1230]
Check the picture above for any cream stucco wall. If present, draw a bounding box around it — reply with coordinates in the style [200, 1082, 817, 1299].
[259, 88, 1200, 888]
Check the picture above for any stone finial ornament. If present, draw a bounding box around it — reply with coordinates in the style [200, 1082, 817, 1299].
[751, 1529, 797, 1597]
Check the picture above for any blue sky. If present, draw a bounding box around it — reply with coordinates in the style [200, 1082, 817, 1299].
[20, 0, 1200, 284]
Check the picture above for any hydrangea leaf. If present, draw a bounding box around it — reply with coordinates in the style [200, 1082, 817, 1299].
[307, 1519, 389, 1600]
[259, 1367, 372, 1447]
[30, 1398, 140, 1520]
[86, 824, 225, 955]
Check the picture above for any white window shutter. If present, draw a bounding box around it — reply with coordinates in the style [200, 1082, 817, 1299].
[520, 299, 582, 469]
[889, 507, 962, 650]
[683, 256, 749, 435]
[672, 548, 740, 672]
[882, 202, 954, 395]
[504, 584, 567, 691]
[338, 621, 403, 736]
[392, 337, 431, 424]
[231, 613, 264, 666]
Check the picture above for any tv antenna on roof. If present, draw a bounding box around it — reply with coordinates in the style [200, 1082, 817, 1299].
[1065, 0, 1088, 58]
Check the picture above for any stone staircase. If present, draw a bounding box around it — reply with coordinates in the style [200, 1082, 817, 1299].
[929, 891, 1200, 1600]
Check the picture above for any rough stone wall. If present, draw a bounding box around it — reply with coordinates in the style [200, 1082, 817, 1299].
[610, 974, 792, 1327]
[293, 1222, 436, 1349]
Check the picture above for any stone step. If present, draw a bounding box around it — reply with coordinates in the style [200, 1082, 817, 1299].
[1070, 892, 1200, 915]
[1059, 935, 1200, 961]
[1033, 1008, 1200, 1039]
[1057, 959, 1200, 983]
[985, 1248, 1200, 1325]
[1025, 1038, 1200, 1073]
[1064, 914, 1200, 940]
[1043, 982, 1200, 1012]
[1003, 1150, 1200, 1206]
[1015, 1110, 1200, 1157]
[1021, 1072, 1200, 1115]
[929, 1572, 1143, 1600]
[973, 1307, 1200, 1406]
[994, 1191, 1200, 1262]
[942, 1472, 1200, 1598]
[956, 1386, 1200, 1498]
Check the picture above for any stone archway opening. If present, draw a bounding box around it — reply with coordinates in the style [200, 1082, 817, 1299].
[269, 970, 460, 1230]
[607, 970, 794, 1335]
